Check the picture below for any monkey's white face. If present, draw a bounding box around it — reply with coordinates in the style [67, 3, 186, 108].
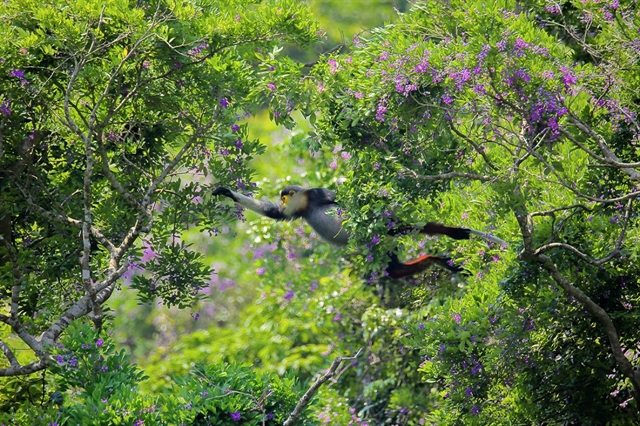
[281, 190, 308, 217]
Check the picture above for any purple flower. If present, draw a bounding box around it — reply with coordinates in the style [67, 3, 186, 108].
[471, 405, 479, 415]
[371, 235, 380, 245]
[375, 103, 387, 122]
[514, 37, 529, 51]
[452, 312, 461, 324]
[327, 59, 339, 74]
[473, 84, 486, 95]
[220, 98, 229, 108]
[231, 124, 240, 132]
[284, 289, 295, 300]
[559, 66, 577, 88]
[230, 411, 241, 421]
[465, 387, 473, 397]
[96, 339, 104, 347]
[545, 4, 560, 14]
[1, 99, 11, 117]
[256, 267, 266, 276]
[141, 242, 158, 263]
[187, 43, 209, 56]
[10, 69, 25, 79]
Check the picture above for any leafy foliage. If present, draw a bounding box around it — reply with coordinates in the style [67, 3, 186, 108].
[1, 0, 639, 425]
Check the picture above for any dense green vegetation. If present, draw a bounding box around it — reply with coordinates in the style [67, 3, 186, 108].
[1, 0, 639, 424]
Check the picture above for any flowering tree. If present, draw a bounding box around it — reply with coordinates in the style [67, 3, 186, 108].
[132, 1, 639, 424]
[3, 0, 639, 424]
[0, 0, 318, 379]
[305, 0, 639, 422]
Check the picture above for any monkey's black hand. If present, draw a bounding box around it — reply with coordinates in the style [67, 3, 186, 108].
[212, 187, 237, 201]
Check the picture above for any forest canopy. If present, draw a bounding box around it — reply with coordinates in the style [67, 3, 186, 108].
[1, 0, 639, 424]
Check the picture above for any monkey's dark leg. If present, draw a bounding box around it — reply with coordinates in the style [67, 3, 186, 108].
[385, 252, 463, 279]
[419, 222, 471, 239]
[389, 222, 507, 245]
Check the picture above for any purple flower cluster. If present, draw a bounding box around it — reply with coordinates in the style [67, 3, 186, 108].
[1, 99, 11, 117]
[10, 69, 29, 85]
[188, 43, 209, 57]
[526, 88, 568, 140]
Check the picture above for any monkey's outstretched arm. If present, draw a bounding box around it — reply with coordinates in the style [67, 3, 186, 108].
[213, 187, 288, 221]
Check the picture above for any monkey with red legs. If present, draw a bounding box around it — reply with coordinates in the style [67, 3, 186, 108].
[212, 185, 507, 279]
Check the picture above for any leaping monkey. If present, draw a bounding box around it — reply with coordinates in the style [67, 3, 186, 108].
[213, 185, 507, 279]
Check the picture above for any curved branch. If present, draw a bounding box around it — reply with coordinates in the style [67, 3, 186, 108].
[283, 349, 362, 426]
[514, 195, 640, 407]
[567, 115, 640, 179]
[0, 339, 20, 369]
[530, 204, 593, 217]
[524, 142, 640, 204]
[42, 262, 126, 346]
[0, 358, 48, 378]
[529, 252, 640, 406]
[449, 122, 500, 171]
[12, 179, 116, 253]
[534, 242, 598, 265]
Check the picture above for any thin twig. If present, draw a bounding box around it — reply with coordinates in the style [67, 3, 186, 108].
[283, 349, 362, 426]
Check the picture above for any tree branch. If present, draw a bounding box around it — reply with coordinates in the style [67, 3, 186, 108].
[0, 359, 49, 377]
[80, 131, 102, 329]
[449, 122, 500, 171]
[567, 114, 640, 180]
[42, 262, 127, 346]
[528, 252, 640, 407]
[513, 193, 640, 407]
[524, 141, 640, 204]
[0, 339, 20, 369]
[283, 349, 362, 426]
